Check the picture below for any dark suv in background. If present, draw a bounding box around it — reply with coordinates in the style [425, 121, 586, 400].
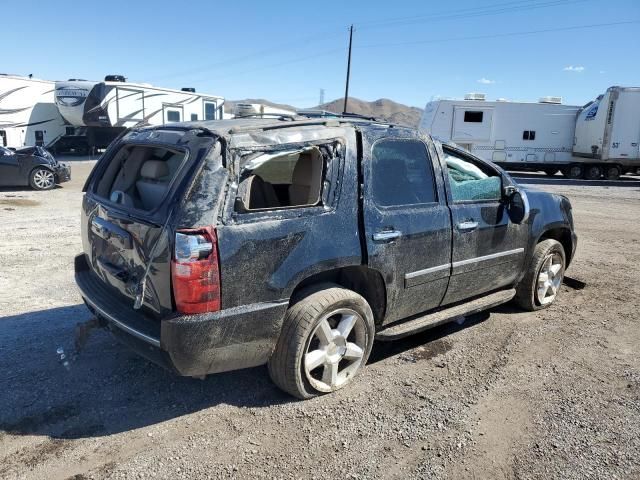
[75, 117, 576, 398]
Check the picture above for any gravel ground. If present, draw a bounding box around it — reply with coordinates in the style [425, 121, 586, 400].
[1, 163, 639, 480]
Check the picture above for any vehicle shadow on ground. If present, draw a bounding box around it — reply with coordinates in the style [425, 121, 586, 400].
[512, 172, 640, 188]
[0, 305, 294, 440]
[0, 304, 495, 441]
[370, 310, 491, 364]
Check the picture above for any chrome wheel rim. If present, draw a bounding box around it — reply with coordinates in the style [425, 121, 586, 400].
[33, 170, 54, 189]
[536, 253, 564, 305]
[304, 308, 366, 393]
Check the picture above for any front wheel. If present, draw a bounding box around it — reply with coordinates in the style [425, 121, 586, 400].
[29, 167, 56, 190]
[514, 239, 566, 311]
[268, 285, 375, 399]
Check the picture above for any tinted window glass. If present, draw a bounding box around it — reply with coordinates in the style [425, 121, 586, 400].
[443, 149, 501, 202]
[167, 110, 180, 122]
[191, 113, 198, 121]
[464, 111, 483, 122]
[205, 103, 217, 120]
[371, 139, 437, 206]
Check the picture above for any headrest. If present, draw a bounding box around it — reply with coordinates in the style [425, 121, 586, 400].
[140, 160, 169, 180]
[292, 149, 321, 186]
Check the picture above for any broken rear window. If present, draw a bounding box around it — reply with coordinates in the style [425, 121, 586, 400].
[94, 144, 187, 212]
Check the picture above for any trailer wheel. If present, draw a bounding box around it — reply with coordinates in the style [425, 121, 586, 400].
[543, 168, 559, 177]
[584, 165, 602, 180]
[564, 164, 583, 179]
[604, 165, 621, 180]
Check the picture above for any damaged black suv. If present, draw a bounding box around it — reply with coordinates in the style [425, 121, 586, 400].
[75, 117, 577, 398]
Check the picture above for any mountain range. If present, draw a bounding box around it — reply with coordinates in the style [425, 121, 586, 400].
[225, 97, 423, 127]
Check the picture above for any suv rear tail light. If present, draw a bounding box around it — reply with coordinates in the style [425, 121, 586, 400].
[171, 228, 221, 314]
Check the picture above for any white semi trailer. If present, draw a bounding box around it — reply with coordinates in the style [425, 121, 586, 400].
[573, 86, 640, 178]
[420, 88, 640, 180]
[0, 74, 67, 149]
[54, 75, 225, 151]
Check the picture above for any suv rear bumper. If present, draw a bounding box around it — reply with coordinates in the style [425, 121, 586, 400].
[74, 254, 288, 377]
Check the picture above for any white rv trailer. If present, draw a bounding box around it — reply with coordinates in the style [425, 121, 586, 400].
[233, 103, 296, 118]
[420, 93, 581, 176]
[0, 74, 67, 149]
[574, 86, 640, 169]
[54, 76, 225, 149]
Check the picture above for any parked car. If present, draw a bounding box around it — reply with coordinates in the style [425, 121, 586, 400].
[75, 117, 577, 398]
[0, 146, 70, 190]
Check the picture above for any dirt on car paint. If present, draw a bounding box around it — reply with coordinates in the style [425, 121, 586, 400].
[0, 162, 639, 479]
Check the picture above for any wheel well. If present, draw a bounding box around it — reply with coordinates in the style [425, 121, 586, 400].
[539, 228, 573, 266]
[290, 266, 387, 325]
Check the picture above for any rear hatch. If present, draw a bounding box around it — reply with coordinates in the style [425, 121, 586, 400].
[80, 127, 222, 318]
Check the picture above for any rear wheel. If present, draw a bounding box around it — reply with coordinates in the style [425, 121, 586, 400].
[564, 164, 583, 179]
[584, 165, 603, 180]
[514, 239, 566, 311]
[29, 167, 55, 190]
[604, 165, 621, 180]
[268, 285, 375, 399]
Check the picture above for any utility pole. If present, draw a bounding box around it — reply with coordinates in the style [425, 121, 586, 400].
[343, 24, 353, 114]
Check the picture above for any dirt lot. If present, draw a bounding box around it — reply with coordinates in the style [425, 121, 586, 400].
[1, 162, 639, 480]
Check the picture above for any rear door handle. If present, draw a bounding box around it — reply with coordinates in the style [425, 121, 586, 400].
[373, 230, 402, 242]
[457, 221, 479, 232]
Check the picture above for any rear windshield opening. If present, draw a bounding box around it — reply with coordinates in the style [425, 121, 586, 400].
[236, 146, 325, 211]
[95, 145, 186, 211]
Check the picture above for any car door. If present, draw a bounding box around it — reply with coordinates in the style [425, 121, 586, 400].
[362, 131, 452, 324]
[437, 144, 527, 305]
[0, 147, 22, 186]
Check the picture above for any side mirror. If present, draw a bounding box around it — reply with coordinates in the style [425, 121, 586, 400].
[504, 186, 530, 224]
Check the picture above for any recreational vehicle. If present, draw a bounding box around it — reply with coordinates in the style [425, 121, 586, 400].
[0, 74, 67, 149]
[574, 86, 640, 176]
[233, 103, 296, 118]
[54, 76, 225, 150]
[419, 94, 580, 176]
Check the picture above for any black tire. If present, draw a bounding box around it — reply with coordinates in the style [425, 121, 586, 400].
[584, 165, 602, 180]
[268, 285, 375, 399]
[514, 239, 566, 311]
[604, 165, 621, 180]
[563, 164, 583, 179]
[29, 167, 56, 190]
[543, 168, 559, 177]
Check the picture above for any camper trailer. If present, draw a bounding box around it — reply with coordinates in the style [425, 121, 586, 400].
[574, 86, 640, 176]
[233, 103, 296, 118]
[54, 76, 225, 150]
[0, 74, 67, 149]
[420, 94, 580, 176]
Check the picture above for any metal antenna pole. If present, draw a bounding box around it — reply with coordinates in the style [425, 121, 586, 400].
[343, 25, 353, 114]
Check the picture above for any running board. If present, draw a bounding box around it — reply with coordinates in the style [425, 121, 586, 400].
[375, 289, 516, 341]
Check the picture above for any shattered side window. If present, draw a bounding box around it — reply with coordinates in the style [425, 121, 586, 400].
[235, 146, 325, 212]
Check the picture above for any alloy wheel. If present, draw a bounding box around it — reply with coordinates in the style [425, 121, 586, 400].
[536, 253, 564, 305]
[304, 308, 367, 392]
[33, 169, 55, 189]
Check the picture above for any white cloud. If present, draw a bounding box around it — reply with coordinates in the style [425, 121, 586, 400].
[477, 77, 496, 84]
[599, 70, 606, 74]
[563, 65, 585, 72]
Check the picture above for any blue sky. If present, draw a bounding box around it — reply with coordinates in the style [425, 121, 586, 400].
[2, 0, 638, 108]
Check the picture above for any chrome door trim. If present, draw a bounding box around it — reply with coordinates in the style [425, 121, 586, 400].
[404, 263, 451, 288]
[452, 247, 525, 269]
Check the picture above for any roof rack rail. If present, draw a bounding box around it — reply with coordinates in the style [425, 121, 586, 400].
[338, 112, 379, 121]
[234, 113, 297, 121]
